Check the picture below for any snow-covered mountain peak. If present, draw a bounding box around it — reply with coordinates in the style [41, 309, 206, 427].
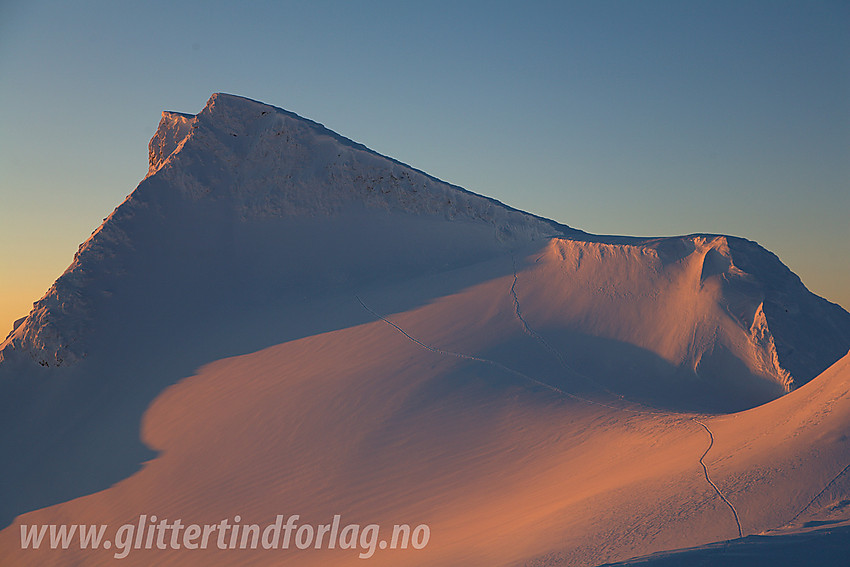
[0, 94, 567, 368]
[1, 92, 848, 408]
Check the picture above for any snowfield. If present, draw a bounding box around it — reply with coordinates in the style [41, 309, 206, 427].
[1, 93, 849, 566]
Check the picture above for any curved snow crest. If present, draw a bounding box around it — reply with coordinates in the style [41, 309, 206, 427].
[685, 235, 850, 390]
[539, 234, 850, 395]
[720, 236, 850, 388]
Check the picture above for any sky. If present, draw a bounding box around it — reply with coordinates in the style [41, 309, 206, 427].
[1, 0, 848, 332]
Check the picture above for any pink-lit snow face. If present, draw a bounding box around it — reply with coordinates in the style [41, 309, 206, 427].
[4, 257, 850, 565]
[2, 94, 850, 567]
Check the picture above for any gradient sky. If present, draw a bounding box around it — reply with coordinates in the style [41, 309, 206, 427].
[1, 0, 848, 332]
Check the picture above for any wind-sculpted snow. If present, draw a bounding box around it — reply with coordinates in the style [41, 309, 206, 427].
[363, 273, 746, 540]
[3, 93, 850, 566]
[3, 93, 848, 392]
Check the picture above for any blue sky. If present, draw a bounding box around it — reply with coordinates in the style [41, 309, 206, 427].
[1, 0, 848, 328]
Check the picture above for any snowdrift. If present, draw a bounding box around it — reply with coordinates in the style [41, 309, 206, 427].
[2, 94, 850, 566]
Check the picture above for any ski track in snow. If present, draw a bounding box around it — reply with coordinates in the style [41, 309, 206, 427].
[354, 296, 660, 416]
[356, 259, 746, 543]
[509, 260, 577, 377]
[692, 418, 744, 538]
[509, 257, 633, 402]
[508, 257, 744, 540]
[789, 461, 850, 525]
[354, 295, 583, 399]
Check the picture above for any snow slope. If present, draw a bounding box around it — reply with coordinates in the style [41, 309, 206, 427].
[0, 93, 566, 369]
[599, 352, 850, 567]
[1, 94, 850, 566]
